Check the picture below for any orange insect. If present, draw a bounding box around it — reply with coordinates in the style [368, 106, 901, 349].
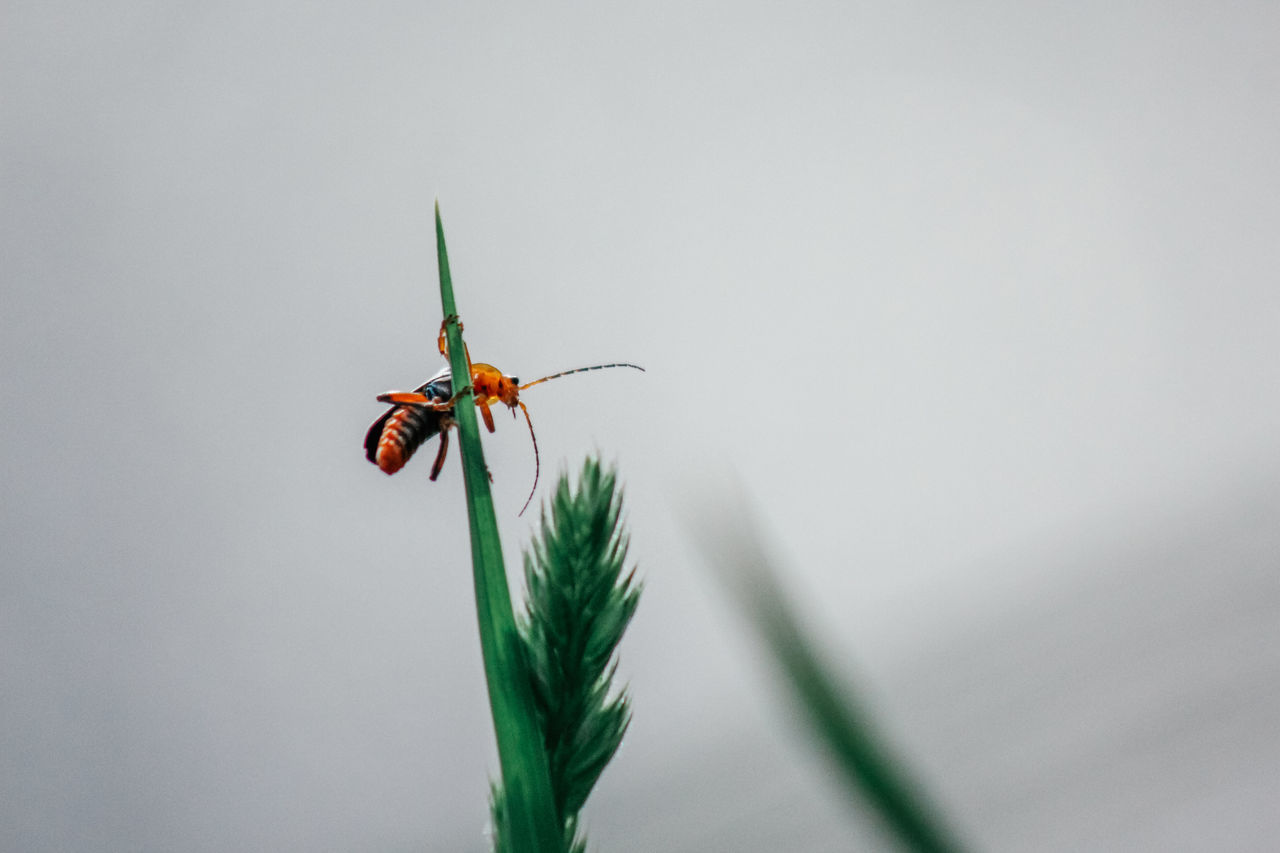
[366, 317, 643, 514]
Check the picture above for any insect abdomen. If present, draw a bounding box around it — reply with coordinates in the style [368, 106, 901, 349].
[365, 375, 455, 475]
[364, 405, 443, 474]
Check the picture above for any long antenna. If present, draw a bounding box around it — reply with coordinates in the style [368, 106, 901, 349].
[516, 401, 539, 517]
[514, 361, 643, 516]
[519, 362, 645, 391]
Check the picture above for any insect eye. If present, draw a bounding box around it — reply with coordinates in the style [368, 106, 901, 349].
[510, 377, 519, 386]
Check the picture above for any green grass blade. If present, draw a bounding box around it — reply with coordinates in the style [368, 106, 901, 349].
[434, 203, 562, 853]
[691, 495, 969, 853]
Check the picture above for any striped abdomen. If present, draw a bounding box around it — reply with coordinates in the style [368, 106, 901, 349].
[364, 375, 453, 475]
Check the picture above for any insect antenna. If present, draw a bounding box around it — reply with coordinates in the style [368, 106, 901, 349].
[514, 361, 643, 516]
[518, 362, 645, 391]
[516, 401, 539, 517]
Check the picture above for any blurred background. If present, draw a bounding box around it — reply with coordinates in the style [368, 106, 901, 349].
[3, 2, 1278, 850]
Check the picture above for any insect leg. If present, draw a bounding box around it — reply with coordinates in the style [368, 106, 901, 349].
[429, 425, 451, 481]
[437, 315, 462, 357]
[437, 315, 474, 371]
[478, 400, 497, 433]
[378, 386, 472, 410]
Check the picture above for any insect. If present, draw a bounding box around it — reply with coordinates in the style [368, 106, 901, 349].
[365, 317, 643, 515]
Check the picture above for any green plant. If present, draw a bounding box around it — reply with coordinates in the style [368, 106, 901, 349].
[493, 460, 640, 852]
[690, 493, 969, 853]
[432, 206, 639, 853]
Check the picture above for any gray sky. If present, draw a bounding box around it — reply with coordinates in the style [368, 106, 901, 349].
[3, 2, 1279, 851]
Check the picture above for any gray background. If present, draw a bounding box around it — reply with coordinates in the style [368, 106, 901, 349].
[4, 2, 1278, 850]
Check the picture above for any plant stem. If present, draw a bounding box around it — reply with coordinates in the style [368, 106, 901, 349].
[434, 203, 562, 853]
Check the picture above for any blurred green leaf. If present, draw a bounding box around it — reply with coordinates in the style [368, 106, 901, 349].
[690, 487, 968, 853]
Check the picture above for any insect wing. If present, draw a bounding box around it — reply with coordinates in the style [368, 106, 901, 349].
[365, 366, 454, 475]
